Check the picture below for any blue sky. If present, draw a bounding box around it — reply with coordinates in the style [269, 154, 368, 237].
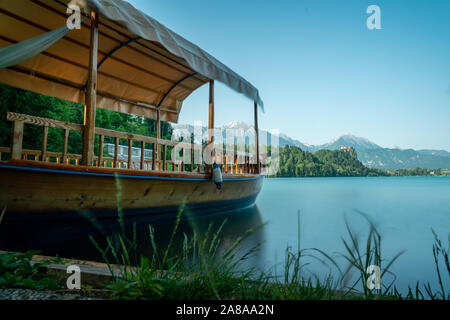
[127, 0, 450, 151]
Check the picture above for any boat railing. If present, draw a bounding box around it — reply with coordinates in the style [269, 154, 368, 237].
[2, 112, 267, 175]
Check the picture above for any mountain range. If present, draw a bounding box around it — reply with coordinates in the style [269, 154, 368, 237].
[171, 122, 450, 170]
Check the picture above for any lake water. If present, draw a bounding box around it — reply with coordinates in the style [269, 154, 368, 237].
[1, 177, 449, 295]
[254, 177, 450, 294]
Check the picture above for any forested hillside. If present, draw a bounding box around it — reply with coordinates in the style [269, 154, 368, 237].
[274, 145, 388, 177]
[0, 85, 447, 177]
[0, 84, 172, 155]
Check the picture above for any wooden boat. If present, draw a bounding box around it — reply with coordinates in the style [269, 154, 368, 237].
[0, 0, 266, 220]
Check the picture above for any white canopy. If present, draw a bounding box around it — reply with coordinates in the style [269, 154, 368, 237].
[0, 0, 263, 123]
[89, 0, 264, 110]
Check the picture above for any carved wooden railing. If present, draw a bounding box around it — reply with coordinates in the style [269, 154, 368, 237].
[3, 112, 266, 174]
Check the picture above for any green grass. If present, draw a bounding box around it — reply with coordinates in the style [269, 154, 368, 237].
[1, 200, 448, 300]
[0, 251, 61, 291]
[88, 202, 449, 300]
[400, 229, 450, 300]
[0, 207, 63, 291]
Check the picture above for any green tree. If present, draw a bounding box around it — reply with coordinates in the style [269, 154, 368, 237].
[0, 84, 173, 157]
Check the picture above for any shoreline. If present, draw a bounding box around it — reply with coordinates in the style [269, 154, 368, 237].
[266, 175, 450, 178]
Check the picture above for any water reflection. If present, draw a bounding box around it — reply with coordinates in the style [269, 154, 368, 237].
[0, 205, 266, 269]
[3, 177, 447, 295]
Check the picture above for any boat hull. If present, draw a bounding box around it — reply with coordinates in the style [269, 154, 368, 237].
[0, 161, 264, 220]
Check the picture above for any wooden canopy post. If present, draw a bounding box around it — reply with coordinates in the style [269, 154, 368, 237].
[162, 145, 167, 170]
[41, 127, 48, 162]
[152, 143, 156, 170]
[208, 80, 214, 171]
[113, 137, 119, 168]
[254, 101, 260, 174]
[127, 139, 132, 169]
[62, 129, 69, 164]
[140, 141, 145, 170]
[10, 121, 24, 160]
[97, 135, 104, 167]
[208, 80, 214, 145]
[81, 10, 98, 166]
[156, 108, 161, 170]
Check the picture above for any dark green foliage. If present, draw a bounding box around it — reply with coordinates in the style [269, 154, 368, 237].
[0, 84, 173, 155]
[271, 146, 443, 177]
[0, 83, 84, 154]
[274, 145, 387, 177]
[0, 251, 60, 290]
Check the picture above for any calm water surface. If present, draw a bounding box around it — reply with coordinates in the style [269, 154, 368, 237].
[1, 177, 449, 294]
[255, 177, 450, 293]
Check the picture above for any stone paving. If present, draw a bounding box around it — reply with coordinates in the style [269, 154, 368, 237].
[0, 288, 94, 300]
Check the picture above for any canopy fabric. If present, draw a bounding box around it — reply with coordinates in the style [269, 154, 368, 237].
[88, 0, 264, 111]
[0, 0, 263, 123]
[0, 24, 70, 69]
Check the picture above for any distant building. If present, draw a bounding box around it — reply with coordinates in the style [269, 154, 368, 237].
[104, 143, 153, 160]
[340, 146, 357, 158]
[103, 143, 153, 169]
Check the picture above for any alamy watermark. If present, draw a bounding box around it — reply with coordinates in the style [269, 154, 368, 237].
[66, 4, 82, 30]
[171, 122, 280, 175]
[366, 265, 381, 290]
[66, 265, 81, 290]
[67, 4, 382, 31]
[366, 5, 381, 30]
